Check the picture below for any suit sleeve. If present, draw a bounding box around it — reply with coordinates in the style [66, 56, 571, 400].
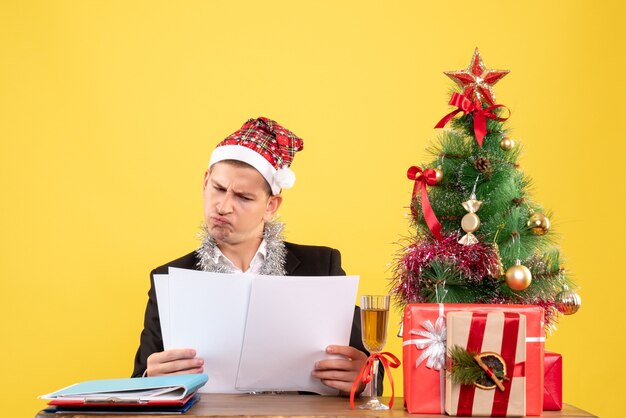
[331, 248, 385, 395]
[132, 271, 164, 377]
[328, 248, 346, 276]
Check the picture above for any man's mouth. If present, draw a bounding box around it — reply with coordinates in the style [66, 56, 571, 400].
[210, 216, 231, 226]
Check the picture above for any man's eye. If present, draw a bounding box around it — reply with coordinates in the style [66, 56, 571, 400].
[239, 196, 253, 201]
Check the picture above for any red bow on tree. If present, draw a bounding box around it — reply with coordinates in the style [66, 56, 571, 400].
[434, 93, 509, 147]
[349, 352, 401, 410]
[407, 166, 443, 241]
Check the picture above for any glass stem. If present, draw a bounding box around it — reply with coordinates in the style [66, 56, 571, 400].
[371, 358, 380, 400]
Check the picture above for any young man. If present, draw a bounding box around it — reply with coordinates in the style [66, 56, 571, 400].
[132, 117, 375, 396]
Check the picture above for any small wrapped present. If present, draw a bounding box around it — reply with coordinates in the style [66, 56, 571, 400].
[445, 311, 526, 416]
[543, 352, 562, 410]
[402, 304, 544, 415]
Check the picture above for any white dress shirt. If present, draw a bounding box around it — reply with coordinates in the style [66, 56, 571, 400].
[211, 240, 267, 274]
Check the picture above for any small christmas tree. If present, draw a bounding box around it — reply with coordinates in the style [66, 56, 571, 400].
[391, 49, 581, 331]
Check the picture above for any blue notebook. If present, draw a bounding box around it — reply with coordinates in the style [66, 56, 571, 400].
[41, 374, 208, 403]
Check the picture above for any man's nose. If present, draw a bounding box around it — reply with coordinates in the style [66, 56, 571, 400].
[216, 191, 234, 215]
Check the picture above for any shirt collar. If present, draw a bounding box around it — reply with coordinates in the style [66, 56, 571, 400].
[212, 240, 267, 274]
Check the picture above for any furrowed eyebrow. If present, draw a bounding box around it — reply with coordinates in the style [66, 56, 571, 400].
[234, 191, 256, 199]
[211, 179, 256, 199]
[211, 179, 227, 189]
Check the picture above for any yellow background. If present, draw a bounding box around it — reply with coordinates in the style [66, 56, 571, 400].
[1, 1, 623, 416]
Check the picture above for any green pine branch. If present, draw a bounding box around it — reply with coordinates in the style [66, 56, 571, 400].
[448, 345, 506, 387]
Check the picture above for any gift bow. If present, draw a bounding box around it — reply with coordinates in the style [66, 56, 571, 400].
[349, 352, 401, 410]
[410, 316, 447, 371]
[434, 92, 510, 147]
[407, 166, 443, 241]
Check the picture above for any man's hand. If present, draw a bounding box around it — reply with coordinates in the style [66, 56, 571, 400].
[146, 348, 204, 377]
[311, 345, 368, 396]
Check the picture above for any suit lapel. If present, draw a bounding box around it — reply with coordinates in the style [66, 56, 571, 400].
[284, 246, 301, 275]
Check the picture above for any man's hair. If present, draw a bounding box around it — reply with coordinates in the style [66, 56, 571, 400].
[211, 159, 273, 196]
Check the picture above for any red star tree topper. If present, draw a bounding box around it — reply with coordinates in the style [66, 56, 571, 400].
[444, 48, 509, 105]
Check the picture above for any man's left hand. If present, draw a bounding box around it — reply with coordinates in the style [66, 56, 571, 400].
[311, 345, 368, 396]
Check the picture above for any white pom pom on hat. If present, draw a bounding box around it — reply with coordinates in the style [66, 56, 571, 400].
[273, 166, 296, 190]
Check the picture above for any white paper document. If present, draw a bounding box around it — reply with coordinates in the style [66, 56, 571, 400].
[235, 275, 359, 395]
[159, 268, 252, 393]
[154, 268, 359, 394]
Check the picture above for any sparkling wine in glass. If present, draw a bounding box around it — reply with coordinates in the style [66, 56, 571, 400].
[359, 295, 390, 410]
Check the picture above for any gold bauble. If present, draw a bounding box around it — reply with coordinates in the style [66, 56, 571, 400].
[528, 212, 550, 235]
[435, 166, 444, 184]
[500, 137, 515, 151]
[505, 261, 532, 291]
[555, 286, 581, 315]
[461, 213, 481, 233]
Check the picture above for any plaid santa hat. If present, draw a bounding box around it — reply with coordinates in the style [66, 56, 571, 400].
[209, 117, 304, 195]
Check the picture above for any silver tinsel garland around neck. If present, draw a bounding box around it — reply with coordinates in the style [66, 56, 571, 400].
[195, 220, 287, 276]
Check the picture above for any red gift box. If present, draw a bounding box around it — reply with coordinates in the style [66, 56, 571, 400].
[445, 311, 526, 417]
[543, 352, 562, 410]
[402, 304, 545, 416]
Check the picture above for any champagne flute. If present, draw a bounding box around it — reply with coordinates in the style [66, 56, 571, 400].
[359, 295, 390, 410]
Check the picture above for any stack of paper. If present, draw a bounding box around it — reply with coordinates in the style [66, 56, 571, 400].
[156, 268, 359, 395]
[40, 374, 207, 414]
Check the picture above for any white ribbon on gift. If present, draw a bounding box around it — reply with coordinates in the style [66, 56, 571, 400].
[409, 316, 447, 370]
[526, 336, 546, 342]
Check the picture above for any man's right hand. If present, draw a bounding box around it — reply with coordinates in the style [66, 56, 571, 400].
[146, 348, 204, 376]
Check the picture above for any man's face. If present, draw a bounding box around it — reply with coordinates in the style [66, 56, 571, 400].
[203, 162, 282, 246]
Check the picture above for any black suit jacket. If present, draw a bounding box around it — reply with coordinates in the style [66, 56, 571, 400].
[132, 242, 379, 391]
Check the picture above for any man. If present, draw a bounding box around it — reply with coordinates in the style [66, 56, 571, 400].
[132, 117, 376, 396]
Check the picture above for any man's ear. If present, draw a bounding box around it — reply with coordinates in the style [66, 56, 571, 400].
[264, 194, 283, 221]
[203, 169, 210, 191]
